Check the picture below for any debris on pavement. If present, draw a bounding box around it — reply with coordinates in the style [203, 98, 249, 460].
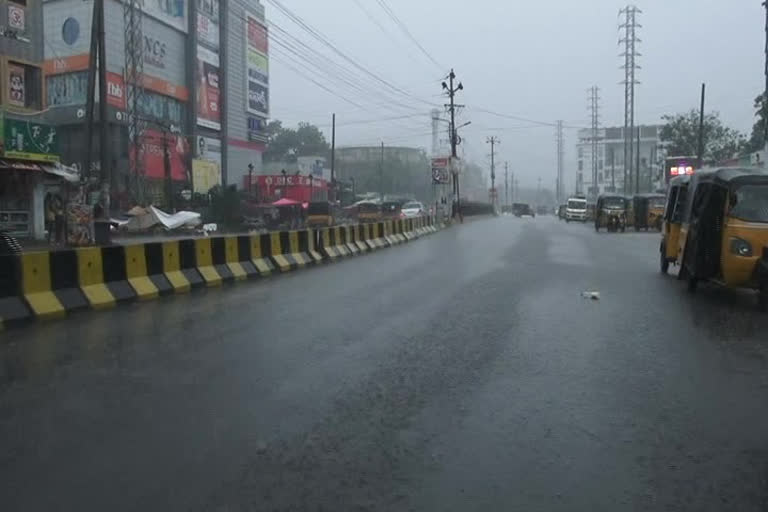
[581, 291, 601, 300]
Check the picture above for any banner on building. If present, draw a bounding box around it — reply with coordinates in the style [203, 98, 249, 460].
[197, 45, 220, 130]
[196, 135, 221, 165]
[192, 159, 221, 193]
[106, 72, 126, 109]
[431, 157, 450, 184]
[197, 0, 219, 49]
[2, 118, 59, 162]
[8, 4, 25, 30]
[7, 64, 25, 107]
[135, 129, 188, 181]
[245, 12, 269, 117]
[297, 156, 328, 181]
[137, 0, 188, 33]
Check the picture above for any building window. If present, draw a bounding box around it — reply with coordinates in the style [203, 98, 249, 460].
[138, 91, 186, 126]
[62, 17, 80, 46]
[577, 147, 583, 158]
[6, 61, 42, 110]
[47, 72, 88, 106]
[578, 160, 583, 171]
[598, 160, 603, 170]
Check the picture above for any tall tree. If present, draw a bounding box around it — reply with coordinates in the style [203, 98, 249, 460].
[660, 109, 745, 164]
[744, 92, 768, 154]
[263, 120, 330, 163]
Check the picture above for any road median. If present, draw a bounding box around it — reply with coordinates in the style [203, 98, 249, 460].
[0, 216, 441, 330]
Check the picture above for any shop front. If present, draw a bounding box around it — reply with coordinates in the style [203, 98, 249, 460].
[0, 115, 71, 240]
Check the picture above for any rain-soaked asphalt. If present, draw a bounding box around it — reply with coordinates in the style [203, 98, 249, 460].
[2, 216, 768, 511]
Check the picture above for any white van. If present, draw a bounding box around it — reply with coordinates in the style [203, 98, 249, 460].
[565, 197, 587, 222]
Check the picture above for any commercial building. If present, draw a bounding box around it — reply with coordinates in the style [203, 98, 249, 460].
[576, 125, 662, 198]
[0, 0, 75, 239]
[41, 0, 269, 208]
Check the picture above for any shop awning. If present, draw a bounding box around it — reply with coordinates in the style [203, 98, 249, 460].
[40, 163, 80, 183]
[0, 159, 42, 171]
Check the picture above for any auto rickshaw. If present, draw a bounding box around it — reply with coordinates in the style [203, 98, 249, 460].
[633, 193, 666, 231]
[381, 201, 403, 219]
[675, 168, 768, 308]
[306, 201, 334, 227]
[357, 201, 381, 223]
[594, 195, 628, 232]
[659, 175, 690, 274]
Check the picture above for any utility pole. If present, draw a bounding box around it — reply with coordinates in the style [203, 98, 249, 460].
[619, 5, 641, 195]
[163, 130, 173, 211]
[636, 126, 641, 193]
[537, 177, 542, 207]
[486, 136, 499, 207]
[610, 146, 616, 191]
[379, 142, 384, 203]
[555, 120, 564, 203]
[331, 113, 336, 202]
[764, 0, 768, 149]
[588, 86, 601, 200]
[442, 70, 464, 220]
[697, 83, 706, 168]
[84, 0, 110, 215]
[504, 162, 509, 207]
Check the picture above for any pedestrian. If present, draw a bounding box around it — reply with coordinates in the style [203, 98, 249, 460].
[44, 193, 55, 243]
[53, 194, 65, 245]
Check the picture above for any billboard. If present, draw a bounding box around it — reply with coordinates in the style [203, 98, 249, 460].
[196, 0, 219, 49]
[297, 156, 328, 181]
[196, 45, 220, 130]
[192, 160, 221, 193]
[245, 12, 268, 117]
[135, 129, 188, 181]
[431, 157, 450, 184]
[195, 135, 221, 165]
[2, 117, 60, 162]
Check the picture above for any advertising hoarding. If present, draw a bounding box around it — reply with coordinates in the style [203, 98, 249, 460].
[192, 160, 221, 193]
[196, 45, 221, 130]
[2, 118, 60, 162]
[135, 129, 188, 181]
[196, 0, 219, 49]
[245, 12, 269, 117]
[431, 157, 450, 184]
[7, 64, 25, 107]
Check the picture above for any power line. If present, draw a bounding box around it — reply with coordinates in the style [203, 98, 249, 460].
[373, 0, 444, 71]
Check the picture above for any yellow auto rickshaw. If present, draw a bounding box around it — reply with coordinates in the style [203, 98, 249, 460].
[307, 201, 334, 227]
[660, 175, 690, 274]
[674, 168, 768, 308]
[633, 193, 666, 231]
[357, 201, 381, 223]
[594, 195, 628, 232]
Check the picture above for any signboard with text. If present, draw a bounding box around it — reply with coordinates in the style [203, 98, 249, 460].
[431, 157, 450, 184]
[2, 117, 59, 162]
[245, 12, 269, 117]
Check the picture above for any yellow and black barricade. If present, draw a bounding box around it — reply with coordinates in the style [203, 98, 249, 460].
[76, 246, 137, 309]
[20, 250, 87, 320]
[0, 254, 31, 329]
[352, 224, 369, 252]
[269, 231, 299, 272]
[162, 240, 204, 293]
[300, 229, 324, 264]
[125, 242, 172, 300]
[342, 225, 359, 255]
[251, 234, 276, 275]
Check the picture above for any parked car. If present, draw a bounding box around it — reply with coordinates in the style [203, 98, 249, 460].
[401, 201, 425, 218]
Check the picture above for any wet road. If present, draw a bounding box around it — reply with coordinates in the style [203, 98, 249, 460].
[2, 216, 768, 511]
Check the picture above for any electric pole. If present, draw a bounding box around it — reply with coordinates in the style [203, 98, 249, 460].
[556, 120, 564, 203]
[442, 70, 464, 220]
[486, 136, 499, 207]
[588, 86, 601, 200]
[764, 1, 768, 149]
[331, 113, 336, 202]
[619, 5, 641, 195]
[379, 142, 384, 203]
[84, 0, 110, 216]
[504, 162, 509, 208]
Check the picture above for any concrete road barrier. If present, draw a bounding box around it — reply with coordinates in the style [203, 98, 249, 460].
[0, 217, 447, 329]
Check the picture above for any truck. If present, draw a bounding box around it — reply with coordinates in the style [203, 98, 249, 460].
[565, 196, 587, 222]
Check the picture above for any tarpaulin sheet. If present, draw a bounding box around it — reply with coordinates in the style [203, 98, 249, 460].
[124, 206, 201, 232]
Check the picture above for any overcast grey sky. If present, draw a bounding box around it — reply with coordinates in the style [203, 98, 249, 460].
[268, 0, 764, 190]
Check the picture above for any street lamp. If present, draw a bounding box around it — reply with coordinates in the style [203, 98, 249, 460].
[281, 169, 287, 199]
[309, 173, 314, 201]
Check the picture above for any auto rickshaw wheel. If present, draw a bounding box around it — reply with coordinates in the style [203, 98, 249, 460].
[758, 285, 768, 312]
[660, 245, 669, 274]
[687, 274, 698, 293]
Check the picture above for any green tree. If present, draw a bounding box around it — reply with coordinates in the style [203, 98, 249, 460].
[660, 109, 745, 164]
[744, 92, 768, 153]
[263, 120, 330, 163]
